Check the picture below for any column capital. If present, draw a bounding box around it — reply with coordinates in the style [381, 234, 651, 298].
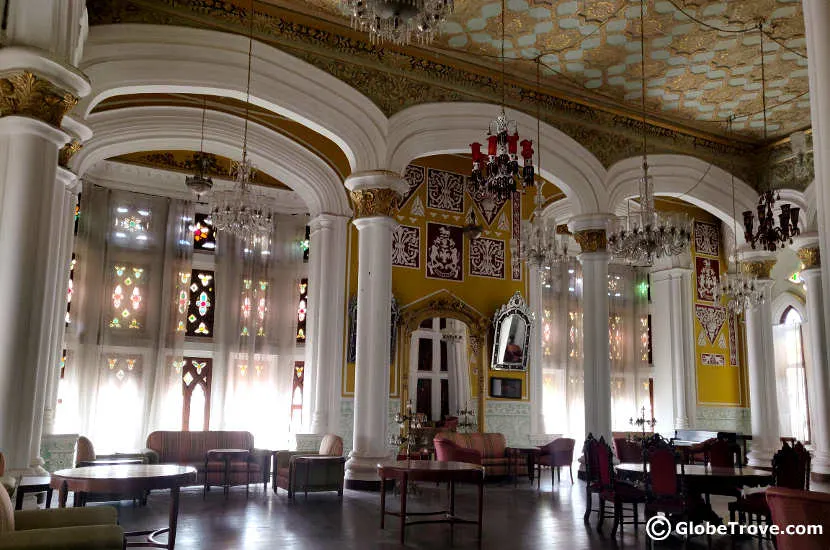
[573, 229, 607, 253]
[352, 215, 398, 232]
[650, 267, 693, 282]
[740, 257, 776, 279]
[345, 170, 407, 219]
[309, 212, 350, 233]
[0, 70, 79, 127]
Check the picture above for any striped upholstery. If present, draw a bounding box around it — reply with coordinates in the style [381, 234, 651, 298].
[435, 432, 522, 476]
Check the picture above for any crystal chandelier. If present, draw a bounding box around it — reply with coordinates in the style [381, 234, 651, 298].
[718, 119, 764, 312]
[513, 197, 567, 269]
[208, 1, 275, 241]
[742, 27, 800, 253]
[341, 0, 453, 45]
[185, 96, 213, 197]
[469, 0, 534, 202]
[608, 0, 690, 265]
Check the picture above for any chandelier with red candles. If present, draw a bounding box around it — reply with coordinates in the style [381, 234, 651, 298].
[469, 111, 535, 202]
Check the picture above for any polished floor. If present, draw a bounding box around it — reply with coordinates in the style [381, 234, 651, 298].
[25, 471, 801, 550]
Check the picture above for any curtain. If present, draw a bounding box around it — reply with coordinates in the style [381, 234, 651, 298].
[57, 184, 192, 451]
[212, 216, 304, 450]
[540, 258, 585, 439]
[608, 265, 651, 431]
[773, 322, 809, 441]
[442, 319, 471, 416]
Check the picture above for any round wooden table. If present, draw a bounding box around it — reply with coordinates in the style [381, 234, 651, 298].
[205, 448, 250, 499]
[506, 446, 540, 486]
[51, 464, 197, 550]
[378, 460, 484, 544]
[616, 462, 772, 486]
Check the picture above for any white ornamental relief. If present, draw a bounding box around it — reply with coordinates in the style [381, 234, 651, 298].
[391, 226, 420, 268]
[470, 238, 505, 279]
[427, 168, 464, 213]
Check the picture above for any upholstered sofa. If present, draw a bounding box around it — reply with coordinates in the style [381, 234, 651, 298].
[145, 431, 271, 491]
[274, 434, 345, 499]
[433, 432, 526, 477]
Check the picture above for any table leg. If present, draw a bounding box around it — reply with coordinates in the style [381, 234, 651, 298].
[449, 480, 456, 517]
[46, 488, 53, 509]
[169, 486, 181, 550]
[224, 457, 230, 499]
[58, 482, 68, 508]
[379, 477, 386, 529]
[527, 454, 534, 483]
[203, 456, 208, 499]
[15, 487, 24, 510]
[477, 478, 484, 540]
[399, 473, 408, 544]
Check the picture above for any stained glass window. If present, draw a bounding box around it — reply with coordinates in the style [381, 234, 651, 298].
[109, 264, 147, 330]
[65, 254, 76, 326]
[180, 357, 211, 431]
[296, 278, 308, 343]
[240, 279, 269, 337]
[302, 225, 310, 263]
[609, 314, 623, 361]
[103, 354, 142, 383]
[640, 315, 652, 364]
[236, 354, 267, 377]
[568, 311, 581, 359]
[186, 269, 215, 337]
[112, 205, 151, 243]
[291, 361, 304, 424]
[191, 213, 216, 251]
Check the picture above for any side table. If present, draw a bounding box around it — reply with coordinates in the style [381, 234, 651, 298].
[205, 448, 250, 499]
[506, 447, 540, 487]
[15, 476, 52, 510]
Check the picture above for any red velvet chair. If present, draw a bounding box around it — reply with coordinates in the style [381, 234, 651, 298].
[729, 441, 811, 542]
[766, 487, 830, 550]
[583, 434, 603, 522]
[536, 438, 575, 488]
[613, 437, 642, 463]
[433, 437, 482, 465]
[595, 437, 646, 537]
[704, 438, 741, 468]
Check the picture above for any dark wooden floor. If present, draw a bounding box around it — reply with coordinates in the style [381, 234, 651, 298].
[33, 474, 800, 549]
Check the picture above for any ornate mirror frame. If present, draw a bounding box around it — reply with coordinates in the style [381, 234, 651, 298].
[491, 291, 533, 371]
[397, 290, 489, 432]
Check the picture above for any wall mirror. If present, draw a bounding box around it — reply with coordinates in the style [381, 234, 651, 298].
[491, 291, 532, 371]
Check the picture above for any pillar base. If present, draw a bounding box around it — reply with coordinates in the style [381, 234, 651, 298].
[9, 457, 49, 477]
[808, 450, 830, 480]
[344, 454, 392, 487]
[747, 448, 776, 468]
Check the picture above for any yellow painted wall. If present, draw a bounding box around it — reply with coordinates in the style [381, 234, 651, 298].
[342, 154, 563, 401]
[654, 199, 749, 408]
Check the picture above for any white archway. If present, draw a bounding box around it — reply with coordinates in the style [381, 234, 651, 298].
[606, 154, 759, 234]
[386, 103, 608, 216]
[79, 24, 387, 172]
[772, 291, 807, 325]
[72, 106, 351, 217]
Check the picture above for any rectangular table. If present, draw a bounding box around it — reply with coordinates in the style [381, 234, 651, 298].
[15, 476, 52, 510]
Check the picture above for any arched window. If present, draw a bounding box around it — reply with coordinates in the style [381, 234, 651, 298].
[774, 306, 809, 442]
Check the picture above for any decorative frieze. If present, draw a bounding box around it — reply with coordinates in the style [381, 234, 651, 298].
[349, 187, 401, 218]
[798, 246, 821, 270]
[574, 229, 607, 253]
[0, 71, 78, 127]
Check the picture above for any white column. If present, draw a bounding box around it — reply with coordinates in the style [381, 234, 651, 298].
[41, 169, 81, 438]
[795, 239, 830, 477]
[527, 263, 544, 434]
[742, 258, 780, 466]
[570, 215, 612, 442]
[301, 221, 323, 432]
[0, 0, 90, 474]
[344, 172, 406, 488]
[308, 214, 349, 435]
[803, 2, 830, 440]
[650, 265, 696, 434]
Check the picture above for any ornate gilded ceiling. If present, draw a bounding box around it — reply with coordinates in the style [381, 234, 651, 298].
[270, 0, 809, 141]
[86, 0, 815, 191]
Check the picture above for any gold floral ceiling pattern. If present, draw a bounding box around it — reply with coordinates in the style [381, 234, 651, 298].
[274, 0, 810, 140]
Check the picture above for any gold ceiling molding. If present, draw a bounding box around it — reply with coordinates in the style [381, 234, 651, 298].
[111, 150, 292, 190]
[0, 71, 78, 127]
[92, 93, 352, 179]
[59, 140, 83, 168]
[88, 0, 806, 190]
[349, 187, 401, 218]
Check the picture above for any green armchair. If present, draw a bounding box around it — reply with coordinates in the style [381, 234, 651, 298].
[0, 485, 123, 550]
[274, 434, 346, 499]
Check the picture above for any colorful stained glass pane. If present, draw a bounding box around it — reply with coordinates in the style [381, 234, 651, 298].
[197, 291, 210, 316]
[186, 269, 215, 338]
[296, 278, 308, 343]
[195, 322, 210, 335]
[110, 263, 146, 331]
[191, 213, 216, 251]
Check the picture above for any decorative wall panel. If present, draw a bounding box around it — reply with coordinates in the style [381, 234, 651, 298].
[469, 238, 505, 279]
[426, 168, 464, 213]
[425, 223, 463, 282]
[392, 225, 420, 269]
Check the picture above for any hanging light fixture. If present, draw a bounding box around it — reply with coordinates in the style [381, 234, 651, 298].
[512, 59, 567, 270]
[341, 0, 453, 45]
[469, 0, 535, 203]
[718, 117, 764, 313]
[185, 95, 214, 197]
[208, 1, 275, 241]
[607, 0, 690, 265]
[741, 23, 800, 253]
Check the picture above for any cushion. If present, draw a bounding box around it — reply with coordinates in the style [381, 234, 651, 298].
[0, 486, 14, 533]
[318, 434, 343, 457]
